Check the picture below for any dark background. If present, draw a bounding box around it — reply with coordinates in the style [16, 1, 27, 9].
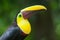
[0, 0, 59, 40]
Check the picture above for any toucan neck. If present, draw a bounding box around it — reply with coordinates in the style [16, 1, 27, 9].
[16, 16, 31, 34]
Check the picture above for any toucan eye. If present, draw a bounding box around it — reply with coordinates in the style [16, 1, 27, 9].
[19, 14, 22, 17]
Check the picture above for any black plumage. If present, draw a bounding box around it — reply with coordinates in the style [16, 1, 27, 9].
[0, 22, 27, 40]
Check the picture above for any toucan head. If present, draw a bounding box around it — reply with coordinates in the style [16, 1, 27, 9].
[16, 5, 47, 35]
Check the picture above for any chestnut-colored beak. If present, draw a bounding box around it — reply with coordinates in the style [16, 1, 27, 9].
[21, 5, 47, 19]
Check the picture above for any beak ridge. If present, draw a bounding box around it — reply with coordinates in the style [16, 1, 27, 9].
[21, 5, 47, 19]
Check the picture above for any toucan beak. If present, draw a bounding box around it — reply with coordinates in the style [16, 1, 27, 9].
[21, 5, 47, 19]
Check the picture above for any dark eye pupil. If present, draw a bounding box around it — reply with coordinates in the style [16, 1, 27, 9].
[19, 14, 21, 17]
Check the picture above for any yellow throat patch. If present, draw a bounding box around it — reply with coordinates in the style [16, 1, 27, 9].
[17, 13, 31, 34]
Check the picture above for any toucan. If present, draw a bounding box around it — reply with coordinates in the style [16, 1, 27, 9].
[0, 5, 47, 40]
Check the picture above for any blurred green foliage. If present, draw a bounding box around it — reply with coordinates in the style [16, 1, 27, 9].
[0, 0, 59, 40]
